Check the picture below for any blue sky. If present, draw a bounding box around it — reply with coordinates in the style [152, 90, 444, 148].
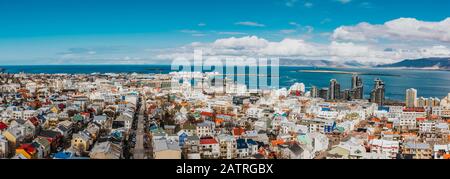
[0, 0, 450, 64]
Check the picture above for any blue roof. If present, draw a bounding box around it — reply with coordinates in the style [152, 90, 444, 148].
[246, 139, 257, 145]
[54, 152, 73, 159]
[321, 108, 331, 111]
[236, 139, 248, 149]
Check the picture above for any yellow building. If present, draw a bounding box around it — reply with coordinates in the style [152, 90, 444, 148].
[2, 128, 24, 148]
[71, 132, 91, 152]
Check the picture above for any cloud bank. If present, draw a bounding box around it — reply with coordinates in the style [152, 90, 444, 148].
[156, 18, 450, 64]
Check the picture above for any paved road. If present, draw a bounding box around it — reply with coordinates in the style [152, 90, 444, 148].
[133, 100, 146, 159]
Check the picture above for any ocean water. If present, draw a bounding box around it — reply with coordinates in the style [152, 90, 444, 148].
[1, 65, 450, 101]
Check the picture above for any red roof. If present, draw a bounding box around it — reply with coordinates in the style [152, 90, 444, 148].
[233, 127, 246, 136]
[416, 117, 427, 122]
[0, 122, 8, 130]
[81, 112, 90, 116]
[18, 144, 37, 154]
[200, 138, 218, 145]
[403, 107, 425, 112]
[28, 117, 40, 126]
[201, 112, 214, 117]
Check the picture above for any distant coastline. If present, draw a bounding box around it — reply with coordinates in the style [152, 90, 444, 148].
[299, 70, 402, 77]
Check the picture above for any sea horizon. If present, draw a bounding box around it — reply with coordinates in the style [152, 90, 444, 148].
[2, 64, 449, 101]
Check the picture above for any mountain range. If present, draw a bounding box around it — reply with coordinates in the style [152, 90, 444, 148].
[376, 57, 450, 70]
[279, 57, 450, 70]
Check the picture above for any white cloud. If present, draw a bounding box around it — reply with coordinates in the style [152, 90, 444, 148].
[180, 30, 200, 34]
[198, 23, 207, 27]
[289, 22, 301, 27]
[419, 46, 450, 57]
[329, 41, 370, 58]
[217, 31, 247, 35]
[156, 18, 450, 64]
[336, 0, 352, 4]
[321, 18, 332, 24]
[213, 36, 269, 49]
[235, 21, 266, 27]
[332, 18, 450, 43]
[304, 2, 313, 8]
[285, 0, 298, 7]
[280, 29, 297, 34]
[261, 39, 324, 56]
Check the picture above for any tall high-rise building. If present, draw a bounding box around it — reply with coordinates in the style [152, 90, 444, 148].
[406, 88, 418, 108]
[329, 79, 341, 100]
[370, 78, 385, 106]
[417, 97, 426, 108]
[319, 88, 329, 99]
[311, 86, 318, 98]
[351, 74, 364, 99]
[343, 89, 351, 101]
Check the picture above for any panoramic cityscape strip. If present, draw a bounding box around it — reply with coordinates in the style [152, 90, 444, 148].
[0, 51, 449, 160]
[0, 0, 449, 163]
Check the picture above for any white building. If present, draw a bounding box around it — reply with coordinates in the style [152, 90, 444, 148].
[369, 139, 399, 159]
[0, 135, 9, 158]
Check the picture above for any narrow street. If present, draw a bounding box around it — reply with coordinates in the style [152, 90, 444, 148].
[133, 97, 146, 159]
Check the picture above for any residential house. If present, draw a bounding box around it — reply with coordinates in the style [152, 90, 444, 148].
[433, 144, 449, 159]
[113, 114, 133, 131]
[15, 144, 37, 159]
[402, 142, 432, 159]
[196, 121, 214, 137]
[32, 137, 51, 158]
[93, 115, 108, 128]
[71, 131, 92, 153]
[89, 141, 122, 159]
[10, 119, 36, 139]
[184, 135, 200, 153]
[56, 120, 73, 139]
[199, 137, 220, 159]
[369, 139, 399, 159]
[0, 134, 9, 158]
[236, 139, 249, 158]
[181, 124, 196, 136]
[217, 134, 236, 159]
[85, 123, 100, 141]
[153, 138, 181, 159]
[2, 125, 25, 148]
[37, 130, 62, 152]
[0, 122, 8, 132]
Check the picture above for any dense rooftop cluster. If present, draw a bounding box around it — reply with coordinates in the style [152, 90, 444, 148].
[0, 72, 449, 159]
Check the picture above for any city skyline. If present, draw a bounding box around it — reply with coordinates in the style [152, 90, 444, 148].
[0, 0, 450, 64]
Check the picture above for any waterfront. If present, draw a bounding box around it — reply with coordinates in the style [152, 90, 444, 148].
[1, 65, 450, 100]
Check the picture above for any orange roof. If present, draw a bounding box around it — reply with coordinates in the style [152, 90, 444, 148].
[271, 139, 285, 146]
[215, 119, 224, 125]
[386, 123, 393, 129]
[371, 118, 381, 122]
[401, 133, 417, 137]
[416, 117, 426, 121]
[368, 135, 377, 140]
[403, 107, 425, 112]
[17, 144, 36, 155]
[233, 127, 245, 136]
[444, 154, 450, 159]
[201, 112, 214, 117]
